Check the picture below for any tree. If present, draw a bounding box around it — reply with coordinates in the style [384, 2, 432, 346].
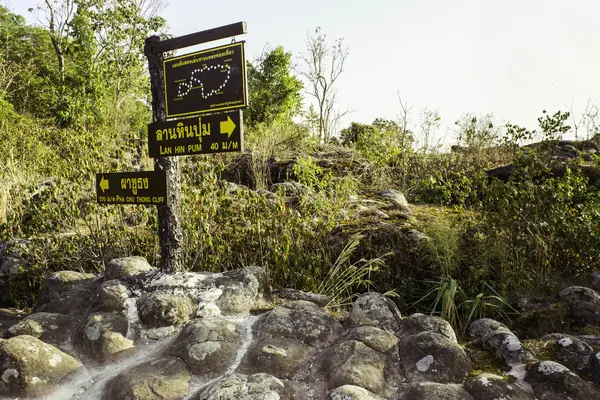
[300, 27, 349, 142]
[454, 112, 500, 149]
[246, 45, 303, 127]
[417, 108, 441, 153]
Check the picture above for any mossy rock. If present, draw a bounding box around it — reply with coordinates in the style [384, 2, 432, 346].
[463, 341, 508, 377]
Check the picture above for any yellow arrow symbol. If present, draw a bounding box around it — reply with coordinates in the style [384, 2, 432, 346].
[220, 115, 236, 138]
[99, 176, 109, 192]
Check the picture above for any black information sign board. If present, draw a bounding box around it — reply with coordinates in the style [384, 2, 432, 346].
[147, 110, 243, 158]
[163, 42, 247, 118]
[96, 171, 167, 205]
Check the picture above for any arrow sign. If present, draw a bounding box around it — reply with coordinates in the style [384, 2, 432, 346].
[99, 176, 109, 192]
[220, 115, 236, 138]
[147, 110, 243, 158]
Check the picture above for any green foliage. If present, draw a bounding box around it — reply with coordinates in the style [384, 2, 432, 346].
[341, 118, 412, 166]
[317, 233, 391, 309]
[246, 45, 304, 127]
[454, 112, 501, 149]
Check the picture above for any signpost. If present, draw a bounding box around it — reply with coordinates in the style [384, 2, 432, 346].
[147, 110, 243, 158]
[163, 42, 247, 118]
[96, 171, 167, 205]
[96, 23, 248, 273]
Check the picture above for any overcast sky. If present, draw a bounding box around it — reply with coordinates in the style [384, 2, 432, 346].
[6, 0, 600, 146]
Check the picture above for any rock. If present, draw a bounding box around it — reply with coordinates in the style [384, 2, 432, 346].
[105, 256, 155, 280]
[102, 356, 191, 400]
[404, 228, 431, 243]
[97, 280, 130, 311]
[398, 331, 471, 383]
[194, 373, 299, 400]
[469, 318, 533, 365]
[397, 313, 457, 343]
[272, 288, 331, 307]
[35, 270, 97, 316]
[269, 182, 310, 197]
[590, 271, 600, 292]
[555, 335, 594, 371]
[558, 286, 600, 303]
[138, 291, 198, 328]
[344, 326, 398, 354]
[316, 340, 400, 398]
[375, 189, 411, 214]
[74, 312, 134, 363]
[0, 239, 30, 281]
[525, 360, 600, 399]
[0, 309, 24, 338]
[0, 335, 82, 398]
[6, 312, 77, 349]
[399, 382, 475, 399]
[356, 209, 389, 219]
[348, 292, 402, 332]
[328, 385, 385, 400]
[238, 336, 313, 379]
[212, 267, 268, 314]
[463, 373, 536, 400]
[170, 317, 243, 376]
[253, 300, 343, 349]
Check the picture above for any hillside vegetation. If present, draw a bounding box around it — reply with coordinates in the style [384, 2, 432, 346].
[2, 2, 600, 337]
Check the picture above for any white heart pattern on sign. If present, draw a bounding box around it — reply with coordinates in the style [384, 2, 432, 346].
[176, 63, 232, 100]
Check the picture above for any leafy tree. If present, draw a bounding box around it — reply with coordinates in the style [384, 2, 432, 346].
[246, 45, 303, 127]
[454, 112, 500, 149]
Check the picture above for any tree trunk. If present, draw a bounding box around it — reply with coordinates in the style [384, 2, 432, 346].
[144, 35, 183, 273]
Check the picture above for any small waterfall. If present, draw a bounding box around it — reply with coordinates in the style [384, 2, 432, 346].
[123, 297, 140, 340]
[183, 314, 260, 399]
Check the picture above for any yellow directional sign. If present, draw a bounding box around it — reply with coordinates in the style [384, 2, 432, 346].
[147, 110, 243, 158]
[96, 171, 167, 205]
[220, 115, 236, 138]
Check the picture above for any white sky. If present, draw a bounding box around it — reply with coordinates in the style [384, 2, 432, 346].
[6, 0, 600, 146]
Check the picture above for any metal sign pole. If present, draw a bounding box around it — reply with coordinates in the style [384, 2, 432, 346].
[145, 36, 183, 274]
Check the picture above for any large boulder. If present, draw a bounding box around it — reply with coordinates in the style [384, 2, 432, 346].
[397, 313, 457, 343]
[348, 292, 402, 332]
[0, 335, 82, 398]
[525, 360, 600, 399]
[316, 340, 401, 398]
[34, 270, 97, 316]
[211, 266, 268, 314]
[97, 280, 131, 311]
[469, 318, 533, 365]
[464, 373, 536, 400]
[104, 256, 155, 280]
[398, 331, 471, 383]
[6, 312, 77, 349]
[589, 271, 600, 292]
[74, 312, 134, 364]
[193, 373, 301, 400]
[169, 317, 243, 376]
[343, 326, 399, 354]
[138, 291, 198, 328]
[237, 336, 313, 379]
[253, 300, 343, 349]
[102, 357, 191, 400]
[555, 335, 595, 372]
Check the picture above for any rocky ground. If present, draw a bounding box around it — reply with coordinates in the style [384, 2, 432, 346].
[1, 257, 600, 399]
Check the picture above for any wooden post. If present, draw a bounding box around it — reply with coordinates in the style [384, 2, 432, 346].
[144, 35, 183, 273]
